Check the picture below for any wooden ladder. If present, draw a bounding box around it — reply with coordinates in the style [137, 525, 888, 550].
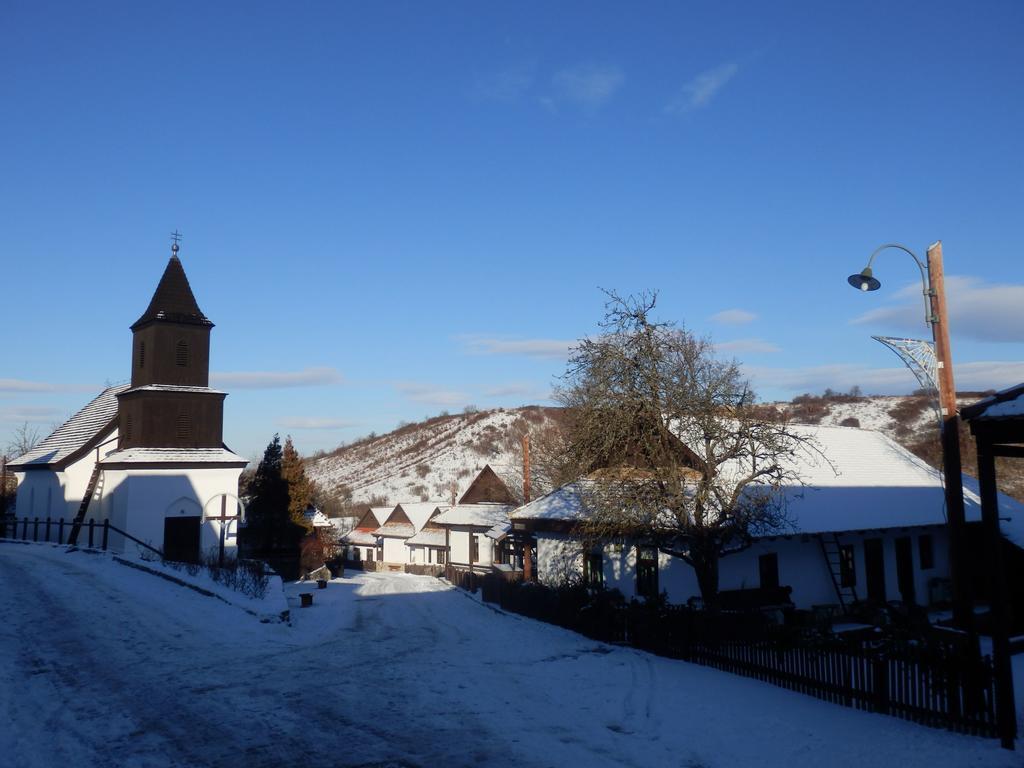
[67, 464, 102, 546]
[818, 533, 858, 614]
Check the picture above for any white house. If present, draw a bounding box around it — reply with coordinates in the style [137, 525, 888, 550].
[432, 502, 515, 574]
[341, 506, 391, 562]
[510, 424, 1024, 611]
[374, 502, 447, 569]
[8, 242, 247, 561]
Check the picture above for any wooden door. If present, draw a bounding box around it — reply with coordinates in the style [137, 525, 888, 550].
[864, 538, 886, 603]
[164, 516, 201, 564]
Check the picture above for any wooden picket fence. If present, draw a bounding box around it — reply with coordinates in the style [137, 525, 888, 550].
[0, 515, 163, 558]
[458, 572, 999, 739]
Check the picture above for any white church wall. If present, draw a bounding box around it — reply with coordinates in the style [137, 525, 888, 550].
[96, 466, 243, 559]
[12, 429, 120, 524]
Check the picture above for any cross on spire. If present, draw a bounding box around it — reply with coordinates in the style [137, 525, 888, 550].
[170, 230, 183, 258]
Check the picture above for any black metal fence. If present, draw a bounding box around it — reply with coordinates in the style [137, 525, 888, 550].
[460, 573, 999, 739]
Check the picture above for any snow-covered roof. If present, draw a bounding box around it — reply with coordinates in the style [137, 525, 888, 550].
[396, 502, 449, 531]
[8, 385, 127, 468]
[511, 483, 589, 523]
[962, 383, 1024, 421]
[99, 448, 247, 466]
[303, 506, 333, 528]
[375, 522, 416, 538]
[406, 528, 446, 547]
[121, 384, 226, 395]
[510, 425, 1024, 546]
[485, 521, 511, 540]
[343, 529, 379, 546]
[432, 503, 514, 528]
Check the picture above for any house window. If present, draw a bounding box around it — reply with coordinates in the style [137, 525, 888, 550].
[636, 546, 658, 599]
[138, 341, 145, 369]
[176, 413, 192, 440]
[919, 534, 934, 570]
[583, 550, 604, 587]
[759, 553, 780, 590]
[352, 548, 361, 562]
[839, 545, 856, 587]
[470, 534, 480, 563]
[176, 340, 189, 367]
[437, 549, 446, 565]
[366, 548, 374, 562]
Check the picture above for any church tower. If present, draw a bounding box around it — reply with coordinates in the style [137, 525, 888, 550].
[117, 240, 226, 449]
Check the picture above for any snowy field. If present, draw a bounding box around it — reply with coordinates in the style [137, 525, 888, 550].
[0, 542, 1017, 768]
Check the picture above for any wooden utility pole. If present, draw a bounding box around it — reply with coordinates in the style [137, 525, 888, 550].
[927, 242, 971, 627]
[522, 434, 531, 504]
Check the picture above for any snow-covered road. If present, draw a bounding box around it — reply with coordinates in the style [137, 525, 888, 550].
[0, 542, 1015, 767]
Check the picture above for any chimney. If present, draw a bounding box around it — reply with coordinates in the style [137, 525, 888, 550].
[522, 433, 531, 504]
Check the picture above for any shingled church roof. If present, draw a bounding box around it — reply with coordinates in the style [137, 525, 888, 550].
[131, 254, 213, 330]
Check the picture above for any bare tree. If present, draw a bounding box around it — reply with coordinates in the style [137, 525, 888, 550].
[500, 414, 577, 504]
[6, 422, 41, 458]
[558, 291, 822, 608]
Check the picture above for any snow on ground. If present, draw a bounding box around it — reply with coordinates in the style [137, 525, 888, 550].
[1, 541, 1017, 768]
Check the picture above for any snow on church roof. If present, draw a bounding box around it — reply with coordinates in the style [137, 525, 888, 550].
[511, 424, 1024, 547]
[8, 384, 128, 468]
[99, 448, 247, 466]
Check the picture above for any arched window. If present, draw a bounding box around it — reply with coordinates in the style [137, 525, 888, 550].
[176, 340, 189, 367]
[176, 413, 192, 440]
[138, 341, 145, 369]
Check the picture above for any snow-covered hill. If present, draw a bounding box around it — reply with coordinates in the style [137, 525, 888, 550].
[307, 393, 1023, 507]
[306, 406, 561, 507]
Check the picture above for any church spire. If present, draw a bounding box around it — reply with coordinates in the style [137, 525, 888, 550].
[130, 234, 212, 330]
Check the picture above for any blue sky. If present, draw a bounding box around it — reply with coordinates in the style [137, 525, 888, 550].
[3, 1, 1023, 460]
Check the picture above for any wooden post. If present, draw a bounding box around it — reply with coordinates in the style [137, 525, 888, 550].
[58, 518, 64, 544]
[522, 434, 531, 504]
[218, 495, 227, 568]
[88, 518, 95, 548]
[102, 519, 110, 551]
[45, 517, 51, 543]
[927, 242, 971, 628]
[975, 440, 1017, 749]
[33, 517, 39, 541]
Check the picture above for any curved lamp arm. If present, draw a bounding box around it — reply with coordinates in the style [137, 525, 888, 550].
[861, 243, 936, 326]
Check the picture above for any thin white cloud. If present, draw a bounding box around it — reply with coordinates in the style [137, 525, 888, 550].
[0, 378, 97, 394]
[711, 308, 757, 325]
[850, 275, 1024, 343]
[210, 367, 343, 390]
[396, 382, 470, 407]
[551, 64, 624, 108]
[716, 338, 781, 354]
[472, 62, 536, 102]
[482, 383, 550, 399]
[666, 62, 739, 114]
[461, 335, 576, 359]
[744, 360, 1024, 396]
[0, 405, 65, 424]
[277, 417, 359, 430]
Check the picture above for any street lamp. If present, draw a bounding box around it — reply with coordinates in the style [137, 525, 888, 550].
[847, 241, 971, 627]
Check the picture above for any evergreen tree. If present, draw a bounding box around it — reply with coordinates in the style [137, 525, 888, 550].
[244, 434, 293, 553]
[281, 436, 313, 532]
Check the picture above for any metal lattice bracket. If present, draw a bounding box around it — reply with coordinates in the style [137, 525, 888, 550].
[872, 336, 941, 421]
